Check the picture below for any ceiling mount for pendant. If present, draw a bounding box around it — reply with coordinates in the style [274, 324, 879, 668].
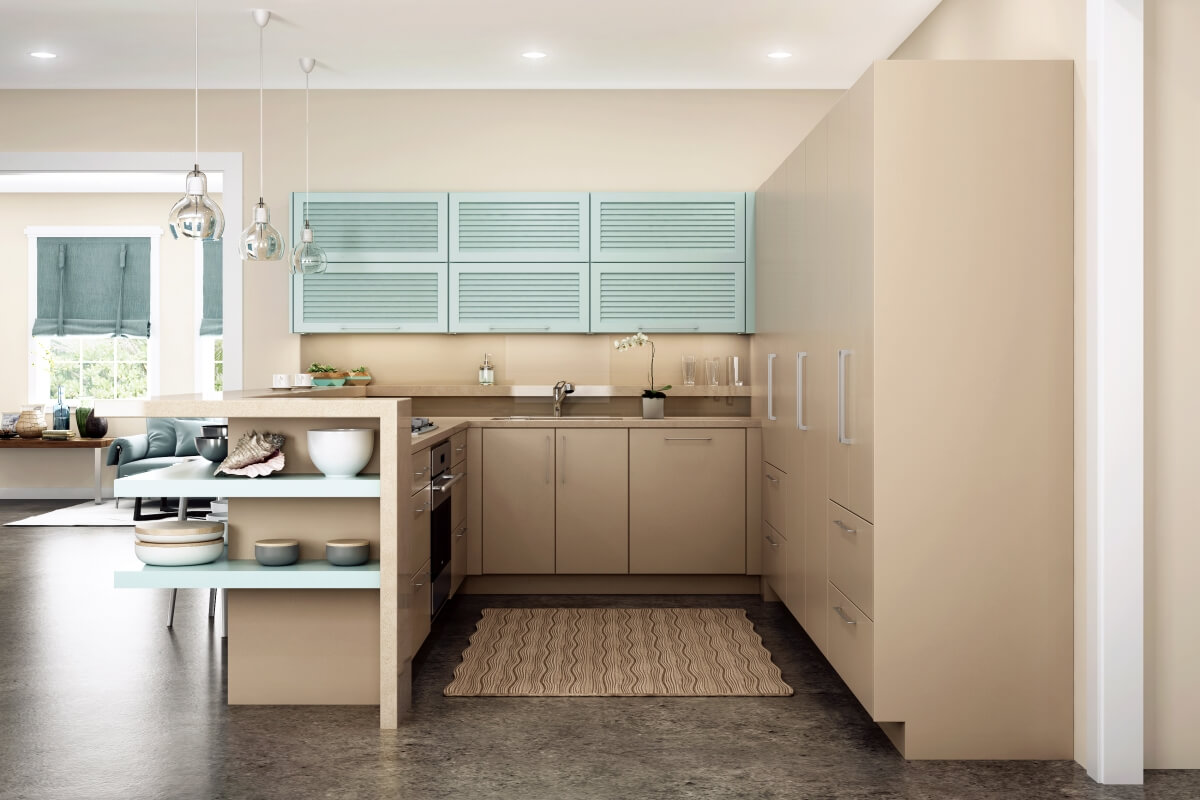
[240, 7, 285, 262]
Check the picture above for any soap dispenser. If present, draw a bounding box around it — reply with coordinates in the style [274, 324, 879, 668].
[478, 353, 495, 386]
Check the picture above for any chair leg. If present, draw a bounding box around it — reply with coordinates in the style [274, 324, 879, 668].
[114, 497, 120, 509]
[167, 588, 177, 628]
[208, 588, 217, 619]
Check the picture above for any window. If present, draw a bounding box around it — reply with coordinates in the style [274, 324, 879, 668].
[200, 336, 224, 393]
[34, 336, 148, 401]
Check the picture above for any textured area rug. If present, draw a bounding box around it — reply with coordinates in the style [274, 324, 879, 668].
[5, 500, 133, 527]
[444, 607, 793, 697]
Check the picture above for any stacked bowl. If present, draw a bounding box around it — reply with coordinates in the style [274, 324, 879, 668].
[134, 519, 226, 566]
[195, 424, 229, 463]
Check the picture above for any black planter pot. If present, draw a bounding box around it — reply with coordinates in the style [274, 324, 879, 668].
[82, 410, 108, 438]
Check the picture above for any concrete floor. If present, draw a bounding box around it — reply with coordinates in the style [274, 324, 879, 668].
[0, 499, 1194, 800]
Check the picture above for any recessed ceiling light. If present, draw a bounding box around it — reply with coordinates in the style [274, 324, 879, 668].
[522, 51, 547, 60]
[767, 51, 792, 60]
[29, 51, 57, 59]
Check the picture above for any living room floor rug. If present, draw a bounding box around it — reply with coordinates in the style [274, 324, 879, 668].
[444, 607, 793, 697]
[5, 500, 133, 527]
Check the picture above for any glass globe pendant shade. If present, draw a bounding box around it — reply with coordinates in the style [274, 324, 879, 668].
[168, 167, 225, 240]
[291, 222, 327, 275]
[240, 198, 286, 261]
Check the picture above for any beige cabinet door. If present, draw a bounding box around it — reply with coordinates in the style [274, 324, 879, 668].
[629, 428, 746, 574]
[827, 582, 873, 716]
[482, 428, 555, 574]
[451, 520, 467, 597]
[407, 486, 431, 581]
[450, 472, 468, 596]
[556, 428, 629, 574]
[763, 522, 786, 602]
[409, 560, 432, 657]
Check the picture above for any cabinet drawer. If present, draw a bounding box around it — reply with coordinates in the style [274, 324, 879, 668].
[411, 447, 432, 495]
[451, 471, 467, 532]
[409, 487, 431, 578]
[450, 431, 467, 467]
[827, 583, 873, 715]
[827, 500, 873, 619]
[409, 560, 432, 656]
[451, 521, 467, 597]
[763, 522, 786, 602]
[763, 463, 787, 540]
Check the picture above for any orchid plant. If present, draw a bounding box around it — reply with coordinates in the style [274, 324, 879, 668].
[614, 332, 672, 399]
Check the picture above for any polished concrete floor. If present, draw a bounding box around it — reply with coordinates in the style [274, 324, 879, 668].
[0, 499, 1195, 800]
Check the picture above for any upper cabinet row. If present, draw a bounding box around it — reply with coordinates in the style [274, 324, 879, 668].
[289, 192, 754, 334]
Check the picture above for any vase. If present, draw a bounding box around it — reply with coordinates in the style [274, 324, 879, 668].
[82, 409, 109, 438]
[16, 405, 45, 439]
[642, 397, 664, 420]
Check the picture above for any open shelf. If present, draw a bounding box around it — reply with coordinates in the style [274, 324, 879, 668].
[114, 553, 381, 590]
[113, 459, 381, 499]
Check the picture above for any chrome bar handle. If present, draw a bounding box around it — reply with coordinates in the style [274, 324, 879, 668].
[432, 473, 465, 493]
[796, 352, 809, 431]
[833, 519, 857, 535]
[489, 326, 551, 332]
[560, 435, 566, 485]
[833, 605, 857, 625]
[340, 325, 404, 331]
[765, 534, 779, 548]
[638, 326, 699, 332]
[767, 353, 777, 421]
[837, 348, 853, 445]
[765, 473, 779, 484]
[664, 437, 713, 441]
[545, 435, 551, 484]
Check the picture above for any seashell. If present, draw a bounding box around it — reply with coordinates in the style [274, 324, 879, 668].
[218, 451, 285, 478]
[216, 430, 286, 475]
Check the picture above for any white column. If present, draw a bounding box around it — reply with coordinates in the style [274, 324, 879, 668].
[1085, 0, 1144, 785]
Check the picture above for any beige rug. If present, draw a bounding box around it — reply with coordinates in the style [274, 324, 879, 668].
[444, 607, 793, 697]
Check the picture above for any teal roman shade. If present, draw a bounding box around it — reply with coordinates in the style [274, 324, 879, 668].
[32, 237, 151, 338]
[199, 239, 222, 336]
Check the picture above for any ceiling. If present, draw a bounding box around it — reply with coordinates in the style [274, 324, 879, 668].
[0, 0, 941, 90]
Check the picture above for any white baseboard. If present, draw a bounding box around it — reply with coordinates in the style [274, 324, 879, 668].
[0, 488, 110, 500]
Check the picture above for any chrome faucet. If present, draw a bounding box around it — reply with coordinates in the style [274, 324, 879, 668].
[553, 380, 575, 417]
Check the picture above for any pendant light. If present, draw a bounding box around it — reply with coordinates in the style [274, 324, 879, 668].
[291, 57, 327, 275]
[167, 0, 224, 241]
[240, 9, 285, 261]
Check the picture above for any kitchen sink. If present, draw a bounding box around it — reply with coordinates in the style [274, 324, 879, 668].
[490, 415, 624, 421]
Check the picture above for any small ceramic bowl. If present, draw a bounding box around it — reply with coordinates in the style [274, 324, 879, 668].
[254, 538, 300, 567]
[325, 538, 370, 566]
[202, 424, 229, 438]
[134, 539, 224, 567]
[195, 436, 229, 463]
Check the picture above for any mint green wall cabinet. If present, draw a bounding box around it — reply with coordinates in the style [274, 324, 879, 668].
[449, 193, 589, 262]
[450, 263, 589, 333]
[590, 262, 746, 334]
[292, 263, 448, 333]
[291, 192, 448, 263]
[590, 192, 747, 263]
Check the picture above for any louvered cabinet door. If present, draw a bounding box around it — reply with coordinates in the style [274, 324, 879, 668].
[449, 263, 589, 333]
[291, 192, 448, 263]
[450, 192, 589, 262]
[590, 263, 746, 333]
[590, 192, 747, 262]
[292, 263, 448, 333]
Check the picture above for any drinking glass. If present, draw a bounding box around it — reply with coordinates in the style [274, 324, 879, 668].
[682, 355, 697, 386]
[727, 356, 742, 387]
[704, 358, 721, 386]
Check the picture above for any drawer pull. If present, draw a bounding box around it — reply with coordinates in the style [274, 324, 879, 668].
[765, 474, 779, 484]
[455, 445, 465, 453]
[664, 437, 713, 442]
[414, 500, 430, 515]
[833, 605, 857, 625]
[414, 466, 429, 478]
[456, 529, 466, 539]
[413, 579, 424, 588]
[833, 519, 857, 535]
[765, 534, 779, 548]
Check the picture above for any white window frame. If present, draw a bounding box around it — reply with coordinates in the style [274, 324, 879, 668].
[25, 225, 162, 403]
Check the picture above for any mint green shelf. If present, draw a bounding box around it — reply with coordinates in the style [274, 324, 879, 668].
[114, 553, 381, 590]
[113, 459, 381, 499]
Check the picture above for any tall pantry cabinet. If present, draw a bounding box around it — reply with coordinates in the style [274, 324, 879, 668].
[752, 60, 1073, 759]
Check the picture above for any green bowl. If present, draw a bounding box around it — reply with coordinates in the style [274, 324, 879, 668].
[312, 378, 346, 387]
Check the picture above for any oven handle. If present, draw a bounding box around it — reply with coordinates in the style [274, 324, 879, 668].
[431, 473, 465, 493]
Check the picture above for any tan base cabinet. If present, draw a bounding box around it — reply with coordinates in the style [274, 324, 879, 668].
[555, 429, 629, 574]
[482, 428, 555, 574]
[629, 428, 746, 574]
[409, 560, 431, 657]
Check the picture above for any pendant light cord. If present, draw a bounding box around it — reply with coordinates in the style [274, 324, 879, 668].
[193, 0, 199, 165]
[305, 71, 310, 225]
[258, 24, 264, 200]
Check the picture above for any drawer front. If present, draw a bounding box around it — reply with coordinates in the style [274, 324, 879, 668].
[827, 583, 874, 715]
[450, 431, 467, 467]
[763, 463, 787, 540]
[451, 520, 467, 597]
[409, 560, 432, 656]
[451, 471, 467, 531]
[763, 522, 786, 603]
[409, 487, 431, 578]
[827, 500, 873, 619]
[411, 447, 432, 495]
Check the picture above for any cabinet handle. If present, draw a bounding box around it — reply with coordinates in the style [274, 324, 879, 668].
[456, 528, 466, 539]
[833, 519, 857, 535]
[432, 473, 464, 493]
[489, 326, 551, 331]
[767, 353, 778, 421]
[833, 605, 857, 625]
[796, 352, 809, 431]
[765, 534, 779, 548]
[341, 325, 404, 331]
[560, 435, 566, 485]
[413, 578, 424, 588]
[664, 437, 713, 441]
[455, 445, 465, 453]
[639, 326, 699, 332]
[414, 466, 429, 478]
[837, 348, 853, 445]
[765, 473, 779, 484]
[414, 500, 430, 515]
[545, 435, 551, 484]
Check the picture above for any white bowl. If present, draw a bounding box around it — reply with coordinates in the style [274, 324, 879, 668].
[134, 539, 224, 567]
[307, 428, 375, 479]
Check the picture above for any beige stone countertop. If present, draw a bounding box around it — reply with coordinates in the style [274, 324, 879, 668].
[95, 387, 391, 419]
[368, 384, 751, 398]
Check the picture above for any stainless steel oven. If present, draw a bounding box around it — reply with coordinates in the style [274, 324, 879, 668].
[429, 440, 463, 619]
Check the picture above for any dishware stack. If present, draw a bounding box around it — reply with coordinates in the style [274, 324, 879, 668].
[195, 424, 229, 463]
[133, 520, 225, 566]
[41, 429, 72, 441]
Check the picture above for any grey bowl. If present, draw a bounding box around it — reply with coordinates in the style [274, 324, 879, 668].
[255, 539, 299, 567]
[202, 424, 229, 438]
[195, 436, 229, 463]
[325, 539, 370, 566]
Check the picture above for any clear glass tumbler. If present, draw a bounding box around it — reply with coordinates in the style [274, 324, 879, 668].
[705, 358, 721, 386]
[682, 355, 697, 386]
